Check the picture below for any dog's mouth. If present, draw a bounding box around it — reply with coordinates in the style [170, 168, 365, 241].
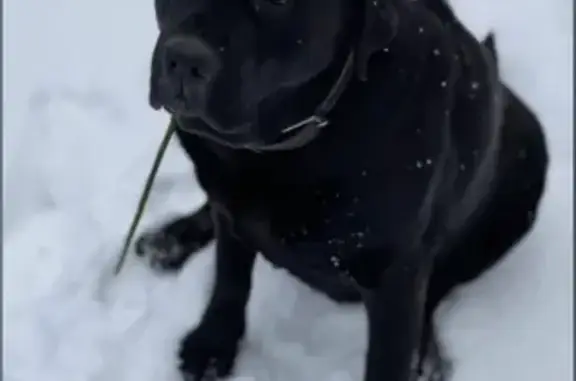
[165, 105, 247, 135]
[170, 111, 321, 151]
[170, 111, 258, 149]
[160, 93, 257, 144]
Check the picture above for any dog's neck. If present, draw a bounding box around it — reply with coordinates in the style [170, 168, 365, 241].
[247, 3, 368, 153]
[249, 49, 356, 152]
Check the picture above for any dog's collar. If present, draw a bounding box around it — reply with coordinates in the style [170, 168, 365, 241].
[250, 49, 356, 152]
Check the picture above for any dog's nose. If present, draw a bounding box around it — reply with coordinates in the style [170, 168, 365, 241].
[163, 35, 220, 86]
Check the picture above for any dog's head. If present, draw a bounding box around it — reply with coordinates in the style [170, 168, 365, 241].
[150, 0, 399, 149]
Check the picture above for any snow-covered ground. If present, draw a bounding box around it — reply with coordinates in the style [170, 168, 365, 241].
[4, 0, 572, 380]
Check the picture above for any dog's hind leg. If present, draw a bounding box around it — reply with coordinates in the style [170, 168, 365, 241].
[417, 84, 549, 379]
[135, 202, 215, 272]
[417, 169, 546, 380]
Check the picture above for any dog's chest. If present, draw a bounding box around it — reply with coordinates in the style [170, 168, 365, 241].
[198, 144, 371, 248]
[270, 181, 372, 252]
[240, 173, 378, 289]
[236, 162, 389, 269]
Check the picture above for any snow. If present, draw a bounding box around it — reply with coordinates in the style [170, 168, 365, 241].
[4, 0, 572, 380]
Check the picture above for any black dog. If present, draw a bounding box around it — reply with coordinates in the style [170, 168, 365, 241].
[138, 0, 549, 380]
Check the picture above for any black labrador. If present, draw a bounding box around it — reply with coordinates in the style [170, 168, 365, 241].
[137, 0, 549, 380]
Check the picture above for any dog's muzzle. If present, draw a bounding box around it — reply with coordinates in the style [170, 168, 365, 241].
[159, 35, 221, 117]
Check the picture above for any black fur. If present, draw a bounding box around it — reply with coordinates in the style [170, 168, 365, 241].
[138, 1, 549, 380]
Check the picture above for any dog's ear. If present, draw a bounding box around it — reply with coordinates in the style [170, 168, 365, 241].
[155, 0, 196, 30]
[149, 39, 163, 110]
[154, 0, 171, 29]
[356, 0, 400, 81]
[482, 32, 498, 66]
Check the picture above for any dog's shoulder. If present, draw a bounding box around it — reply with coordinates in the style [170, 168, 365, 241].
[409, 1, 511, 228]
[331, 2, 509, 235]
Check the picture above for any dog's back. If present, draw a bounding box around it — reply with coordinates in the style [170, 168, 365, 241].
[405, 2, 549, 374]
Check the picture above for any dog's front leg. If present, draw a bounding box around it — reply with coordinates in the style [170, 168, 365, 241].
[178, 208, 256, 380]
[360, 256, 432, 381]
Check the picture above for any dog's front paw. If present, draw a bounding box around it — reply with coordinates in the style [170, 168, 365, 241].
[135, 209, 214, 272]
[135, 230, 191, 272]
[178, 322, 243, 381]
